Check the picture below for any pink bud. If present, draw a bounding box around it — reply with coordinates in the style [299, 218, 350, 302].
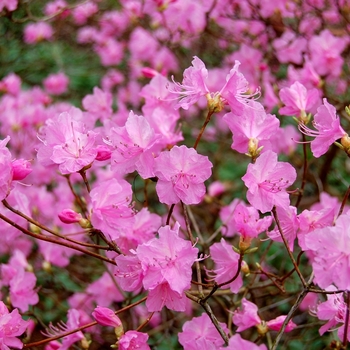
[11, 159, 32, 180]
[266, 315, 296, 333]
[92, 306, 122, 327]
[95, 145, 112, 161]
[45, 340, 62, 350]
[43, 72, 70, 95]
[58, 209, 83, 224]
[208, 181, 226, 197]
[141, 67, 159, 78]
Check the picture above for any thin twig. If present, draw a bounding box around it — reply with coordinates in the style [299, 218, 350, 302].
[201, 301, 229, 345]
[338, 185, 350, 218]
[272, 207, 306, 287]
[136, 312, 155, 332]
[79, 169, 91, 193]
[193, 110, 214, 150]
[182, 202, 203, 297]
[271, 273, 314, 350]
[186, 205, 205, 244]
[2, 200, 110, 250]
[23, 297, 147, 348]
[201, 252, 244, 303]
[295, 133, 308, 208]
[65, 175, 88, 217]
[0, 212, 116, 265]
[343, 292, 350, 347]
[166, 204, 175, 225]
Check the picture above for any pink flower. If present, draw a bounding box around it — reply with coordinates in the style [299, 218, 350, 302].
[117, 207, 162, 252]
[37, 108, 98, 174]
[145, 282, 188, 312]
[107, 111, 159, 178]
[118, 330, 150, 350]
[94, 38, 124, 67]
[90, 178, 135, 241]
[272, 31, 307, 64]
[45, 309, 84, 350]
[315, 290, 350, 341]
[115, 253, 144, 292]
[43, 72, 69, 95]
[309, 29, 347, 77]
[136, 223, 198, 297]
[208, 238, 243, 293]
[0, 136, 14, 200]
[0, 73, 21, 95]
[44, 0, 69, 17]
[71, 1, 98, 25]
[92, 306, 122, 327]
[219, 199, 242, 237]
[233, 298, 261, 332]
[304, 214, 350, 290]
[0, 301, 28, 350]
[279, 81, 319, 117]
[178, 313, 228, 350]
[223, 102, 280, 156]
[299, 98, 347, 158]
[268, 206, 299, 251]
[154, 145, 212, 205]
[299, 208, 335, 234]
[9, 269, 39, 312]
[0, 0, 18, 11]
[234, 203, 272, 239]
[171, 56, 209, 110]
[171, 56, 257, 113]
[82, 87, 113, 122]
[87, 272, 124, 306]
[208, 180, 226, 197]
[219, 334, 267, 350]
[24, 22, 53, 44]
[242, 151, 297, 213]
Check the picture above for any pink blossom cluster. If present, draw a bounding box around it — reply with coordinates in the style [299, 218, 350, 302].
[2, 0, 350, 348]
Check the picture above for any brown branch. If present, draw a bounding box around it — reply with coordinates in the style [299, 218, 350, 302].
[2, 200, 110, 250]
[182, 202, 203, 297]
[271, 273, 314, 350]
[294, 133, 308, 208]
[23, 297, 147, 348]
[166, 204, 175, 225]
[338, 185, 350, 218]
[201, 252, 244, 303]
[272, 206, 306, 287]
[0, 212, 116, 265]
[194, 110, 214, 150]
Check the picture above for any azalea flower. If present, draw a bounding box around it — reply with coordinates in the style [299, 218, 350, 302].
[154, 145, 212, 205]
[304, 214, 350, 290]
[178, 313, 228, 350]
[170, 56, 259, 114]
[299, 98, 347, 158]
[242, 151, 297, 213]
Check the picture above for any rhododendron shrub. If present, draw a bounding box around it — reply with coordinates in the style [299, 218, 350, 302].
[1, 0, 350, 349]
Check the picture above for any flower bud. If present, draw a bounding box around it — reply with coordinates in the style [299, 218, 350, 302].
[92, 306, 123, 328]
[341, 134, 350, 155]
[58, 209, 83, 224]
[239, 236, 252, 253]
[95, 145, 112, 161]
[141, 67, 159, 78]
[266, 315, 296, 333]
[256, 321, 268, 336]
[11, 159, 32, 180]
